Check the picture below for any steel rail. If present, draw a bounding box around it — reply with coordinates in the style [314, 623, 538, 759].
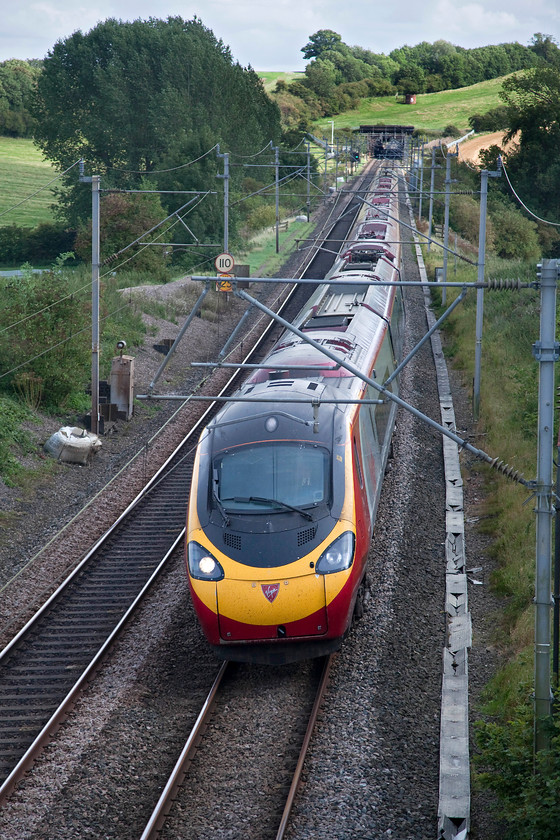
[275, 654, 334, 839]
[139, 661, 230, 840]
[0, 531, 185, 804]
[138, 655, 333, 840]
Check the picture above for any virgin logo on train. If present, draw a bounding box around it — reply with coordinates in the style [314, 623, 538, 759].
[261, 583, 280, 603]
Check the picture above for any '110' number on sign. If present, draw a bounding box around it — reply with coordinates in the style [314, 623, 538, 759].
[215, 253, 235, 272]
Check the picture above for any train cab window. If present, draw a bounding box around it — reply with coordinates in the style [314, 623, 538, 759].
[214, 443, 330, 512]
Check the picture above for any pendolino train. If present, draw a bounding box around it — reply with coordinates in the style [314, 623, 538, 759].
[186, 166, 405, 663]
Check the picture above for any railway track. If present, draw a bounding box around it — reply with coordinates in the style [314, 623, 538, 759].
[140, 655, 333, 840]
[0, 168, 375, 804]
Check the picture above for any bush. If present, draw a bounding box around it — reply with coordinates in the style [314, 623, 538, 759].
[0, 396, 34, 485]
[489, 200, 541, 260]
[0, 261, 91, 408]
[449, 194, 496, 250]
[475, 688, 560, 839]
[0, 222, 75, 266]
[468, 106, 509, 133]
[245, 205, 277, 233]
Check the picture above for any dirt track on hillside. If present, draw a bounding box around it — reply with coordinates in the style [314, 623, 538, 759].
[457, 131, 514, 164]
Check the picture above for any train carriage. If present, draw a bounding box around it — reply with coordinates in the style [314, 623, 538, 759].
[186, 167, 405, 663]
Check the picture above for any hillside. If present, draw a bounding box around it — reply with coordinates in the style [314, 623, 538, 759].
[313, 76, 508, 135]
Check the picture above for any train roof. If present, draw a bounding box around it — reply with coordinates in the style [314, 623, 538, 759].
[208, 166, 402, 437]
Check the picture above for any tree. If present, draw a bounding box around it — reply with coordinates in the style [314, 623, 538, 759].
[32, 17, 282, 238]
[301, 30, 343, 60]
[394, 64, 426, 95]
[0, 59, 40, 137]
[529, 33, 560, 66]
[304, 58, 339, 97]
[73, 187, 171, 277]
[499, 64, 560, 234]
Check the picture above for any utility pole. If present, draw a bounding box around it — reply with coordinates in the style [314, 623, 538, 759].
[418, 141, 425, 220]
[442, 146, 458, 307]
[473, 159, 502, 420]
[427, 146, 437, 252]
[334, 140, 339, 191]
[216, 148, 229, 253]
[534, 259, 559, 753]
[274, 145, 280, 253]
[79, 161, 100, 436]
[306, 142, 311, 222]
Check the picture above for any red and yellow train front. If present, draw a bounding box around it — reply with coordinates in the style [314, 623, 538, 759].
[186, 401, 363, 662]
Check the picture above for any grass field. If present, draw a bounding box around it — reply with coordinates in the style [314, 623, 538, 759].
[258, 71, 304, 92]
[314, 76, 508, 135]
[0, 137, 58, 227]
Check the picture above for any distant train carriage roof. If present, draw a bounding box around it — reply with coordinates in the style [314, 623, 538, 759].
[358, 125, 414, 135]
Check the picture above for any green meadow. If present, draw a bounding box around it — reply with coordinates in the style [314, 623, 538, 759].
[0, 136, 58, 227]
[315, 76, 507, 135]
[258, 71, 305, 92]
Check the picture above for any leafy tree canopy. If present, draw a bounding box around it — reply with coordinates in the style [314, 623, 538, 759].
[32, 16, 282, 238]
[292, 31, 545, 121]
[301, 30, 343, 60]
[529, 33, 560, 65]
[498, 64, 560, 234]
[0, 59, 41, 137]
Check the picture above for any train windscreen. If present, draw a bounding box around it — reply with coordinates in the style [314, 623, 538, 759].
[215, 443, 330, 511]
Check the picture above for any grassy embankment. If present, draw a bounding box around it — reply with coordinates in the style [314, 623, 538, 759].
[420, 233, 541, 711]
[258, 71, 304, 92]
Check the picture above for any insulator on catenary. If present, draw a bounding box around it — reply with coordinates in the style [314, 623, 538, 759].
[489, 457, 526, 484]
[484, 278, 526, 291]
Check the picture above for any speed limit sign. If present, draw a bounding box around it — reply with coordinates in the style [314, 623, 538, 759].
[215, 252, 235, 273]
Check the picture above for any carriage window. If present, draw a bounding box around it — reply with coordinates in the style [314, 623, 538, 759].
[215, 443, 329, 511]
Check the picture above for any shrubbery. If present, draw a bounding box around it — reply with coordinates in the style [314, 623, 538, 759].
[475, 688, 560, 839]
[0, 396, 34, 485]
[469, 106, 509, 133]
[0, 260, 149, 412]
[0, 222, 76, 266]
[489, 199, 541, 260]
[0, 261, 91, 409]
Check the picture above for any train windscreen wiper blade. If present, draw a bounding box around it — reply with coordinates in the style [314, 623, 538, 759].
[227, 496, 313, 521]
[213, 491, 231, 527]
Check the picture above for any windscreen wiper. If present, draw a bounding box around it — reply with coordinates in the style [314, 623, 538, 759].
[213, 491, 230, 527]
[225, 496, 313, 521]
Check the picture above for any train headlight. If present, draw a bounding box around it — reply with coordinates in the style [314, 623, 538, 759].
[315, 531, 355, 575]
[187, 541, 224, 581]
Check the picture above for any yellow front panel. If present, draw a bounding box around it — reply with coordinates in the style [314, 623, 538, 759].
[217, 574, 325, 624]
